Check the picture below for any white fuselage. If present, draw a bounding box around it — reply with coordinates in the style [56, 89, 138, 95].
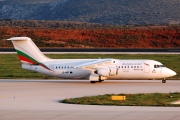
[22, 59, 176, 80]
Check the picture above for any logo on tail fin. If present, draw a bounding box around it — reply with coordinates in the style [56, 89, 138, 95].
[16, 49, 51, 71]
[16, 49, 39, 64]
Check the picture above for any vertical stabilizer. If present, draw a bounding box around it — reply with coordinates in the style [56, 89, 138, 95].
[7, 37, 50, 64]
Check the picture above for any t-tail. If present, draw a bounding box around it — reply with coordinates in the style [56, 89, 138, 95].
[7, 37, 50, 65]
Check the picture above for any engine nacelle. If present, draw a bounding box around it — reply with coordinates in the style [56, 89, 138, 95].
[95, 67, 117, 77]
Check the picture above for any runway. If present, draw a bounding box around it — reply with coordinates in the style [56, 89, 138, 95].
[0, 79, 180, 120]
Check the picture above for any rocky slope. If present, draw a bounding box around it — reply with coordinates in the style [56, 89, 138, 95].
[0, 0, 180, 25]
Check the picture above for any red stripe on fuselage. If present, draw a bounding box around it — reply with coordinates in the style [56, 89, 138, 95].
[18, 55, 38, 65]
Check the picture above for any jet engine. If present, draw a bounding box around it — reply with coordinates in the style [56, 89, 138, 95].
[94, 67, 117, 77]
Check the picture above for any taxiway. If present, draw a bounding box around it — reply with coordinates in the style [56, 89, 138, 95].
[0, 79, 180, 120]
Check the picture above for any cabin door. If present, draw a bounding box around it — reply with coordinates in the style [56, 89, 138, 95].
[144, 63, 150, 73]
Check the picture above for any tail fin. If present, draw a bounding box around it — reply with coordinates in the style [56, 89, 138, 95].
[7, 37, 50, 64]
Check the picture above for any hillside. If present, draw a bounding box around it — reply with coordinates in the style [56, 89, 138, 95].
[1, 25, 180, 48]
[0, 0, 180, 25]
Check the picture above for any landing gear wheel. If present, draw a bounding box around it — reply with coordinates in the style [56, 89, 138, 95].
[90, 81, 96, 84]
[99, 80, 104, 82]
[162, 79, 166, 83]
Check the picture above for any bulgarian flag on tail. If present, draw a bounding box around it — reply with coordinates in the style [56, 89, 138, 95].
[16, 49, 51, 71]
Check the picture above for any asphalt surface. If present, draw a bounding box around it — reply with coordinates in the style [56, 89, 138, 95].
[0, 79, 180, 120]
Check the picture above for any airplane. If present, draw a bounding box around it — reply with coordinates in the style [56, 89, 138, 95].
[7, 37, 176, 83]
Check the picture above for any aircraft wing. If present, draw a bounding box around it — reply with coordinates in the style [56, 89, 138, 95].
[74, 59, 112, 70]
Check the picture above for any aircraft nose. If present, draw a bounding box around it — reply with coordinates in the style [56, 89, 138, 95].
[171, 70, 177, 76]
[166, 68, 176, 77]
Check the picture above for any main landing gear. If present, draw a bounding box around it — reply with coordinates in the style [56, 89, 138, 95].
[89, 74, 105, 84]
[99, 80, 104, 82]
[162, 78, 166, 83]
[90, 79, 104, 84]
[90, 81, 96, 83]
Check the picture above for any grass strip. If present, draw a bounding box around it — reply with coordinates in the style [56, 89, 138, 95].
[62, 92, 180, 107]
[0, 54, 179, 79]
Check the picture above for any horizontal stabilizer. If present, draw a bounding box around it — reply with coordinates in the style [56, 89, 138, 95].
[7, 37, 31, 41]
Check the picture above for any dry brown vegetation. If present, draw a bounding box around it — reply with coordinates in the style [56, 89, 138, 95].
[0, 26, 180, 48]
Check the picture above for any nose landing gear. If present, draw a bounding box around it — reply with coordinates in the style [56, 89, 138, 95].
[162, 78, 166, 83]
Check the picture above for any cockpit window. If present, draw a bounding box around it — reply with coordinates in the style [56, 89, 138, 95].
[154, 64, 165, 68]
[160, 65, 165, 67]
